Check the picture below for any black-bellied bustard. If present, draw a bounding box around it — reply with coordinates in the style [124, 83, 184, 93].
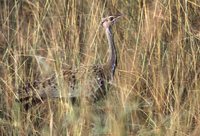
[17, 15, 122, 110]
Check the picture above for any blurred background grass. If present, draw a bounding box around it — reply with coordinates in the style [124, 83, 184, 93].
[0, 0, 200, 135]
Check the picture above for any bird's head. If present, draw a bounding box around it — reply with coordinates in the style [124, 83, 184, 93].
[101, 15, 123, 29]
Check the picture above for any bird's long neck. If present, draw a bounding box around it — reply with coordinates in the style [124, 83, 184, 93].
[105, 27, 117, 80]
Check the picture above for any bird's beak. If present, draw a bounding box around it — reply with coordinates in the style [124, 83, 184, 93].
[115, 14, 123, 19]
[113, 14, 123, 23]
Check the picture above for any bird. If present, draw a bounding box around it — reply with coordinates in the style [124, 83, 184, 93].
[17, 15, 122, 110]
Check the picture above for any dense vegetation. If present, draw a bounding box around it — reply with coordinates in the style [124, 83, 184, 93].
[0, 0, 200, 135]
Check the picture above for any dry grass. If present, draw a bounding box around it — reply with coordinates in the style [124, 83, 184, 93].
[0, 0, 200, 135]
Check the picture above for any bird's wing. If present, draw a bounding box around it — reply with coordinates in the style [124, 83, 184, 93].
[17, 68, 76, 110]
[85, 65, 108, 102]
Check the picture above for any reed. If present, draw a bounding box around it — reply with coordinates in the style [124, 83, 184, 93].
[0, 0, 199, 135]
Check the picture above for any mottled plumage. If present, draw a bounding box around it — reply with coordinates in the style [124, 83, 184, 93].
[17, 68, 76, 110]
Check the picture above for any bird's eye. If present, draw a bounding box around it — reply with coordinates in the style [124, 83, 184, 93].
[109, 17, 114, 21]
